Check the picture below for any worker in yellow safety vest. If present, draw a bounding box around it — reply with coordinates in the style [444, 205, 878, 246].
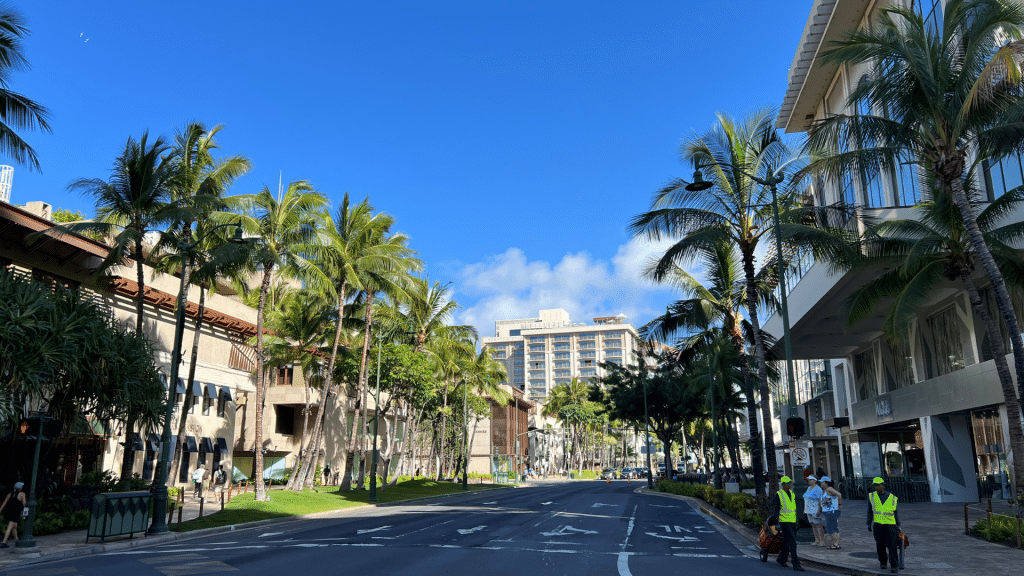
[771, 476, 805, 571]
[866, 477, 901, 573]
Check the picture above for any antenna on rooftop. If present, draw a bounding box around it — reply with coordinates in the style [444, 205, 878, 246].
[0, 166, 12, 203]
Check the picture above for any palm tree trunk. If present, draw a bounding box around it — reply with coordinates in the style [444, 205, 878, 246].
[356, 293, 376, 489]
[436, 385, 450, 480]
[742, 246, 779, 496]
[119, 240, 150, 485]
[961, 271, 1024, 499]
[169, 284, 206, 485]
[253, 266, 273, 501]
[728, 319, 764, 496]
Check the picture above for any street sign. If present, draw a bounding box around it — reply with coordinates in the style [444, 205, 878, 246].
[791, 446, 810, 468]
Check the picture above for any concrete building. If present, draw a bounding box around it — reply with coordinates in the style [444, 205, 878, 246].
[481, 308, 642, 404]
[770, 0, 1023, 502]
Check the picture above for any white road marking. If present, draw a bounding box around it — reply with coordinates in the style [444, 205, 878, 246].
[427, 503, 441, 506]
[645, 532, 700, 542]
[617, 552, 633, 576]
[482, 501, 498, 505]
[621, 505, 637, 550]
[356, 525, 391, 534]
[540, 501, 553, 505]
[257, 532, 283, 538]
[649, 504, 678, 508]
[457, 525, 487, 535]
[371, 536, 397, 540]
[291, 543, 328, 547]
[430, 544, 462, 548]
[540, 525, 598, 537]
[671, 546, 708, 549]
[673, 553, 741, 558]
[396, 518, 455, 538]
[591, 503, 616, 508]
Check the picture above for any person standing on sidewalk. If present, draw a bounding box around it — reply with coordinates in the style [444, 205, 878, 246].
[192, 464, 206, 499]
[0, 482, 26, 548]
[819, 476, 842, 549]
[867, 477, 901, 573]
[213, 465, 227, 504]
[771, 476, 806, 572]
[804, 475, 825, 546]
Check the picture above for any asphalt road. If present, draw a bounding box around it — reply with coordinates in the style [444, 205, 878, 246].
[4, 481, 829, 576]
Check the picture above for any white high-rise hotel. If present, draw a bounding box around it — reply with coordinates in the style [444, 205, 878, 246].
[481, 309, 641, 404]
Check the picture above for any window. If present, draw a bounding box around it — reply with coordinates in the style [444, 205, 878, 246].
[514, 367, 524, 375]
[554, 361, 570, 369]
[579, 342, 596, 350]
[514, 359, 524, 366]
[853, 347, 878, 402]
[554, 343, 570, 351]
[217, 393, 227, 418]
[202, 396, 213, 416]
[604, 340, 622, 349]
[555, 370, 570, 378]
[530, 336, 546, 343]
[579, 359, 595, 368]
[513, 375, 524, 384]
[580, 369, 596, 377]
[912, 0, 942, 38]
[275, 365, 293, 386]
[604, 331, 621, 338]
[491, 351, 506, 359]
[605, 358, 622, 366]
[530, 361, 545, 370]
[554, 379, 571, 386]
[529, 353, 544, 360]
[529, 344, 545, 352]
[553, 335, 571, 342]
[857, 76, 887, 208]
[984, 153, 1024, 201]
[578, 333, 595, 340]
[275, 405, 295, 435]
[605, 349, 622, 357]
[529, 370, 545, 378]
[554, 352, 570, 359]
[579, 351, 596, 359]
[509, 329, 521, 336]
[920, 305, 972, 379]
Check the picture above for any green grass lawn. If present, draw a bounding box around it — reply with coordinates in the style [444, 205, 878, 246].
[176, 479, 506, 532]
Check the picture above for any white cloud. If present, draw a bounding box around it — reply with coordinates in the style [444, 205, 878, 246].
[454, 237, 691, 339]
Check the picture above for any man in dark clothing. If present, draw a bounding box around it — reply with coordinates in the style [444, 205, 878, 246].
[866, 477, 901, 573]
[770, 476, 805, 572]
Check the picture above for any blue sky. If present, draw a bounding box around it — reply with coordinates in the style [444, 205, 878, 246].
[8, 0, 811, 339]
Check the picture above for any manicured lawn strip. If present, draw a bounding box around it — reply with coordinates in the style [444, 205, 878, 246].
[176, 479, 504, 532]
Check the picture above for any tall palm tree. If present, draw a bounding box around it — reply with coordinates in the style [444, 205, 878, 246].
[0, 5, 51, 170]
[60, 132, 175, 483]
[630, 108, 856, 493]
[847, 185, 1024, 497]
[237, 180, 327, 501]
[641, 239, 769, 496]
[811, 0, 1024, 415]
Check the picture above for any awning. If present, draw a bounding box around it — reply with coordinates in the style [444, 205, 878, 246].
[200, 437, 214, 454]
[147, 433, 161, 452]
[215, 437, 229, 454]
[184, 435, 198, 453]
[220, 385, 233, 401]
[176, 377, 187, 394]
[205, 383, 219, 399]
[191, 380, 204, 397]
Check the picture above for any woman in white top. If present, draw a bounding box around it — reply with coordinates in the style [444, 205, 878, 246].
[803, 475, 825, 546]
[819, 476, 843, 549]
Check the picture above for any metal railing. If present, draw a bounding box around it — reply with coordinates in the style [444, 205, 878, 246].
[837, 476, 931, 503]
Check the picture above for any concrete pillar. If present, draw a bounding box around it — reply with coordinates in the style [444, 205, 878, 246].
[920, 414, 979, 502]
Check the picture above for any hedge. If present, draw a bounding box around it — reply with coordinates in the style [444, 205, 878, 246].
[655, 480, 766, 528]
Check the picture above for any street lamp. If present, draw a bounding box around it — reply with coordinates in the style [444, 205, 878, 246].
[641, 368, 654, 489]
[16, 411, 55, 550]
[149, 222, 244, 535]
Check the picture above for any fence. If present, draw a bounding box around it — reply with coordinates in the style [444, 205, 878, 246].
[963, 498, 1023, 549]
[674, 473, 708, 485]
[837, 476, 931, 503]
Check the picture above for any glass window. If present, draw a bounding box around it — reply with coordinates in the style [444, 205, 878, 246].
[578, 333, 595, 340]
[513, 375, 524, 383]
[555, 370, 570, 378]
[530, 362, 545, 370]
[920, 305, 970, 379]
[579, 342, 596, 350]
[530, 336, 546, 343]
[554, 361, 570, 368]
[554, 352, 570, 359]
[984, 153, 1024, 200]
[554, 379, 571, 386]
[553, 335, 571, 342]
[202, 396, 213, 416]
[509, 329, 521, 336]
[605, 349, 622, 357]
[580, 351, 597, 359]
[529, 344, 545, 352]
[529, 353, 544, 360]
[853, 347, 878, 402]
[554, 343, 570, 351]
[491, 351, 506, 359]
[580, 368, 597, 377]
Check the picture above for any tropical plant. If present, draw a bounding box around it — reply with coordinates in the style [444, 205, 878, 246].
[847, 184, 1024, 497]
[811, 0, 1024, 439]
[0, 4, 51, 170]
[237, 180, 327, 501]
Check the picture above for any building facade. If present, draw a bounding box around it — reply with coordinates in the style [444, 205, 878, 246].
[769, 0, 1023, 502]
[481, 308, 642, 404]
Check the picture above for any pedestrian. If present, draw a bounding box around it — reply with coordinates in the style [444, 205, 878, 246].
[323, 461, 331, 486]
[213, 464, 227, 504]
[771, 476, 805, 571]
[867, 477, 900, 573]
[192, 464, 206, 499]
[819, 476, 842, 549]
[0, 482, 26, 548]
[804, 475, 825, 546]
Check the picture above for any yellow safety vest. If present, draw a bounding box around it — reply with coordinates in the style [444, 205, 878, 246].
[870, 492, 897, 525]
[778, 489, 796, 523]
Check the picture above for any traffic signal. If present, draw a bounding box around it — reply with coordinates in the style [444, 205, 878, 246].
[18, 416, 63, 439]
[786, 417, 805, 438]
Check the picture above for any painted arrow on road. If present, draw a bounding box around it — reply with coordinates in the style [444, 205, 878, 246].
[457, 525, 487, 535]
[482, 501, 498, 505]
[591, 503, 616, 508]
[356, 526, 391, 534]
[540, 501, 554, 505]
[645, 532, 700, 542]
[540, 525, 599, 537]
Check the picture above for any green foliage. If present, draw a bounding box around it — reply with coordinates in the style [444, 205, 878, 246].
[971, 515, 1023, 546]
[77, 470, 121, 493]
[52, 208, 87, 223]
[30, 509, 90, 536]
[656, 480, 765, 528]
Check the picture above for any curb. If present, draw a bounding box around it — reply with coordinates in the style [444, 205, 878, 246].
[639, 488, 886, 576]
[0, 484, 512, 570]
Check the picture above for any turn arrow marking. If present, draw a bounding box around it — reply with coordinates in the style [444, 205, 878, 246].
[540, 525, 599, 537]
[645, 532, 700, 542]
[457, 525, 487, 535]
[356, 525, 391, 534]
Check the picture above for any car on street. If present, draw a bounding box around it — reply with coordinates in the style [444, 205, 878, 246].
[601, 468, 617, 480]
[640, 467, 650, 478]
[620, 467, 636, 479]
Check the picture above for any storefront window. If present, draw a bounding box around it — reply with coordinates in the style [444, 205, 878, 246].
[920, 305, 969, 379]
[853, 348, 878, 401]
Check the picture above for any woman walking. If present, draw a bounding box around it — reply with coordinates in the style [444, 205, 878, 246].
[819, 476, 842, 549]
[0, 482, 26, 548]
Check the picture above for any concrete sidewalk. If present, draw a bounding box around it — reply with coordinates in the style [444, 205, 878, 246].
[654, 488, 1024, 576]
[0, 490, 228, 570]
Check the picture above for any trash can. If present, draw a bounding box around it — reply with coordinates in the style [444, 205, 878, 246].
[87, 491, 153, 543]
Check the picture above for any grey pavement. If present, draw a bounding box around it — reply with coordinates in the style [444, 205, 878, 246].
[671, 488, 1024, 576]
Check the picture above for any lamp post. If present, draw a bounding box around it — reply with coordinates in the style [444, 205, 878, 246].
[149, 223, 243, 535]
[641, 368, 654, 489]
[15, 411, 52, 550]
[462, 381, 469, 490]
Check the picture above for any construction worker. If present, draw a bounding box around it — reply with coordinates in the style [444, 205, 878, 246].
[867, 477, 901, 573]
[771, 476, 805, 571]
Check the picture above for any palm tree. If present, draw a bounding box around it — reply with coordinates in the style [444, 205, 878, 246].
[641, 239, 769, 497]
[237, 180, 327, 501]
[60, 132, 175, 483]
[0, 5, 51, 170]
[454, 348, 509, 478]
[847, 185, 1024, 497]
[544, 377, 596, 473]
[811, 0, 1024, 418]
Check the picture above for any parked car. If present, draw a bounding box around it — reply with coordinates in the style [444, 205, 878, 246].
[640, 467, 650, 478]
[601, 468, 617, 480]
[620, 467, 636, 479]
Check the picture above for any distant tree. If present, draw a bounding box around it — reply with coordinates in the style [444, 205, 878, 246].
[51, 208, 86, 223]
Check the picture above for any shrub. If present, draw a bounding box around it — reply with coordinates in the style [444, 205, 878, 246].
[78, 470, 120, 493]
[972, 515, 1022, 546]
[32, 512, 64, 536]
[656, 480, 766, 529]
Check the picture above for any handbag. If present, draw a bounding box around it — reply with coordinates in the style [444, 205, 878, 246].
[898, 530, 910, 549]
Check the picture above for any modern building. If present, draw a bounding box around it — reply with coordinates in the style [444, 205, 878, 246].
[768, 0, 1023, 502]
[481, 308, 642, 404]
